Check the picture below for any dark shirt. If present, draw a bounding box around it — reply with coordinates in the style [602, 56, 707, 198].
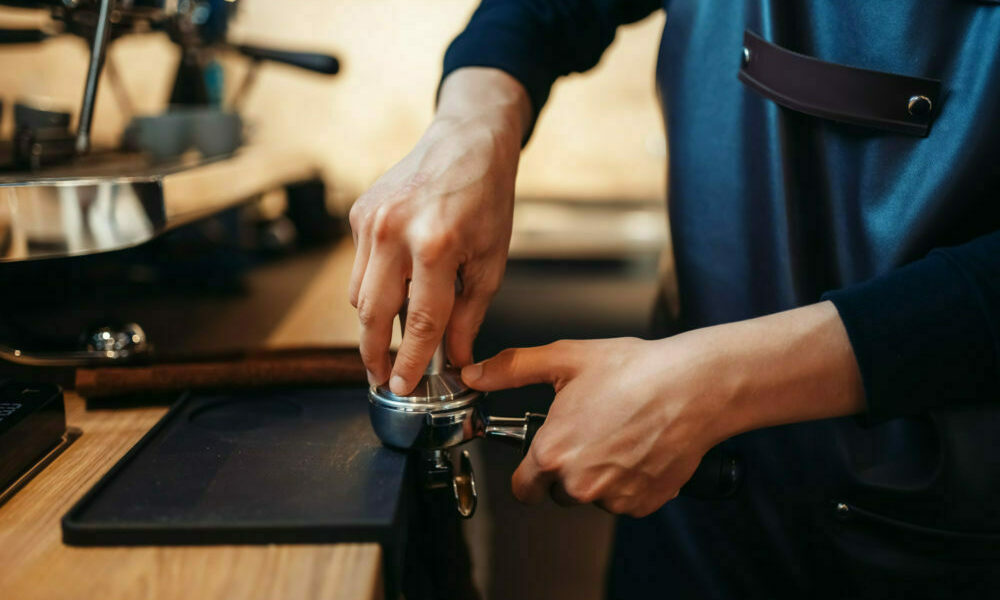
[443, 1, 1000, 597]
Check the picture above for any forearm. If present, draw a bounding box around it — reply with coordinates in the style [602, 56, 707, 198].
[674, 301, 865, 444]
[441, 0, 660, 137]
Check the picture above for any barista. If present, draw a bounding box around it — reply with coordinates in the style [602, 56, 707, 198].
[348, 2, 1000, 597]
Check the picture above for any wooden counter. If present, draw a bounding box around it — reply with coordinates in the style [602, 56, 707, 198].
[0, 239, 387, 600]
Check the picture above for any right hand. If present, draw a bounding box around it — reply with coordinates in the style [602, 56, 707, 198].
[349, 68, 532, 395]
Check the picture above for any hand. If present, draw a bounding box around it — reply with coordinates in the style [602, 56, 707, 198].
[349, 68, 532, 394]
[463, 337, 721, 516]
[461, 301, 865, 517]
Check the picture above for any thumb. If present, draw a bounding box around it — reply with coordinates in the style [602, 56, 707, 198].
[461, 342, 575, 391]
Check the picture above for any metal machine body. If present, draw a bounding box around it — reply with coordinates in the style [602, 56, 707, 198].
[0, 148, 321, 263]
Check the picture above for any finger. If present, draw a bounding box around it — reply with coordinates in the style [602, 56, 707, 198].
[461, 343, 574, 391]
[549, 481, 580, 507]
[356, 250, 407, 386]
[348, 228, 372, 308]
[389, 260, 456, 395]
[446, 266, 503, 367]
[445, 287, 492, 367]
[511, 454, 556, 505]
[595, 497, 636, 516]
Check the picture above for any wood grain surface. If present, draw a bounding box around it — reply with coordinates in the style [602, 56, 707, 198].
[74, 347, 369, 398]
[0, 241, 386, 600]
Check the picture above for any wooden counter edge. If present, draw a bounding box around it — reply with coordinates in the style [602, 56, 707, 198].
[0, 392, 384, 600]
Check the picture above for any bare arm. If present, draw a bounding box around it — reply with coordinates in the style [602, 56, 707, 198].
[461, 300, 865, 516]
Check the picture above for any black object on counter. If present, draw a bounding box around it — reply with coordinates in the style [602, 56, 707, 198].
[235, 44, 340, 75]
[63, 387, 410, 545]
[0, 381, 67, 496]
[62, 387, 411, 595]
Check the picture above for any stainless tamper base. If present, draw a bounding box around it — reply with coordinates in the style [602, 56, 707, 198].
[367, 368, 485, 451]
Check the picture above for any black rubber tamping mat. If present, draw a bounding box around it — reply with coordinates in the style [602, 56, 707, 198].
[62, 387, 411, 547]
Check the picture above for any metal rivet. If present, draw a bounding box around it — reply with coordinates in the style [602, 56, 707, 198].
[835, 502, 850, 519]
[742, 47, 751, 66]
[907, 95, 932, 118]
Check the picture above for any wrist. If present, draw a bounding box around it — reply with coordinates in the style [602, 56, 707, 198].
[716, 301, 866, 438]
[677, 301, 865, 444]
[435, 67, 532, 150]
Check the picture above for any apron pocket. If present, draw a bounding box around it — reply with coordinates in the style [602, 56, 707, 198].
[829, 500, 1000, 561]
[738, 30, 941, 137]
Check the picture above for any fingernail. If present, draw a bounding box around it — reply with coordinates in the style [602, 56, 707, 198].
[462, 362, 483, 382]
[389, 375, 408, 395]
[366, 370, 378, 387]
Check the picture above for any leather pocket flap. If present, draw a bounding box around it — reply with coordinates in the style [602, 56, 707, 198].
[738, 30, 942, 137]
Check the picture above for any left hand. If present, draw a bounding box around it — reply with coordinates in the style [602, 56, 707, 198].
[462, 336, 727, 517]
[460, 301, 865, 517]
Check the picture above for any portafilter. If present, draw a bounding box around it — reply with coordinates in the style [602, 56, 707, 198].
[368, 310, 743, 518]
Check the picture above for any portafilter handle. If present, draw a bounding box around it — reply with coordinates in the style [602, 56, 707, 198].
[483, 411, 744, 500]
[482, 412, 546, 456]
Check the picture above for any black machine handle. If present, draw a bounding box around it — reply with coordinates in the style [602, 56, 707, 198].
[235, 44, 340, 75]
[0, 28, 47, 44]
[498, 411, 743, 500]
[0, 0, 64, 6]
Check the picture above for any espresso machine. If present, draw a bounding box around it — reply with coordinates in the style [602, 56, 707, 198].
[0, 0, 342, 366]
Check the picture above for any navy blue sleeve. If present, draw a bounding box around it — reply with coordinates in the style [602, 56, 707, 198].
[442, 0, 661, 138]
[824, 230, 1000, 423]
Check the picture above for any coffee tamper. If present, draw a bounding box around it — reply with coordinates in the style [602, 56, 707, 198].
[368, 323, 543, 517]
[368, 315, 744, 518]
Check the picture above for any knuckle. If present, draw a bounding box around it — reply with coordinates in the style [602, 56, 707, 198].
[481, 278, 502, 296]
[563, 480, 598, 505]
[348, 280, 361, 308]
[505, 348, 526, 375]
[511, 480, 529, 504]
[403, 307, 439, 339]
[393, 348, 432, 376]
[371, 204, 405, 242]
[606, 497, 633, 515]
[510, 473, 524, 495]
[413, 230, 458, 265]
[356, 297, 380, 328]
[348, 201, 365, 231]
[465, 273, 501, 298]
[531, 441, 563, 474]
[358, 346, 379, 368]
[495, 347, 520, 363]
[548, 339, 573, 354]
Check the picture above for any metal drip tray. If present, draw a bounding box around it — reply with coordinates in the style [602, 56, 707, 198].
[0, 146, 320, 263]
